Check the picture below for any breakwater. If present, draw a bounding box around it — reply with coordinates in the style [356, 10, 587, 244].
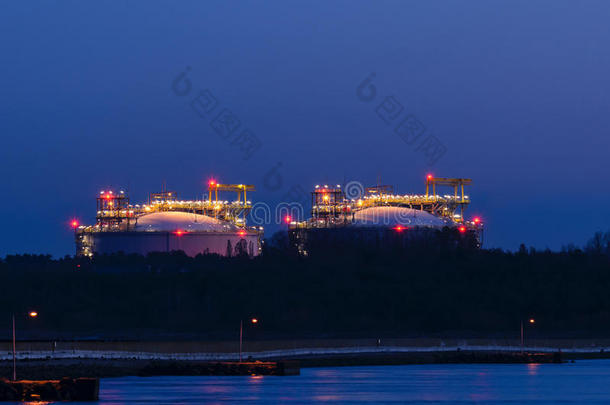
[0, 360, 299, 380]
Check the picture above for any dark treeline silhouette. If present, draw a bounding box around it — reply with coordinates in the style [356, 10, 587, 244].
[1, 229, 610, 340]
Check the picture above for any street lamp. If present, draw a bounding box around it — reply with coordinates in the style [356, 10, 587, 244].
[521, 318, 535, 353]
[239, 318, 259, 362]
[12, 311, 39, 381]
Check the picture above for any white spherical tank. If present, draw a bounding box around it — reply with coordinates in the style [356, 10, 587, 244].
[88, 212, 261, 257]
[352, 206, 449, 228]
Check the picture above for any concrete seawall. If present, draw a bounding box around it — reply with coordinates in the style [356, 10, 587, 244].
[0, 344, 596, 362]
[2, 338, 609, 360]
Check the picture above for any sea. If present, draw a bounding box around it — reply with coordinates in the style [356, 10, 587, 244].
[19, 359, 610, 404]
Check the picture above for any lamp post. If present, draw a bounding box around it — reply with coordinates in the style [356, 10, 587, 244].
[12, 311, 38, 381]
[11, 315, 15, 381]
[521, 318, 535, 353]
[239, 318, 258, 362]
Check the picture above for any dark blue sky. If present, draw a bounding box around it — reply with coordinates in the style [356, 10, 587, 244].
[2, 1, 609, 257]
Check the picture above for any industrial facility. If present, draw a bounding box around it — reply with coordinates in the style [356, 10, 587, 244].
[288, 175, 483, 255]
[73, 175, 480, 258]
[74, 181, 263, 257]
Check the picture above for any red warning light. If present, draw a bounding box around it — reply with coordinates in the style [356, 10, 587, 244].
[394, 225, 404, 232]
[284, 215, 292, 224]
[209, 179, 216, 187]
[458, 226, 467, 234]
[238, 230, 247, 237]
[473, 217, 481, 224]
[427, 174, 433, 180]
[174, 230, 185, 236]
[70, 220, 79, 229]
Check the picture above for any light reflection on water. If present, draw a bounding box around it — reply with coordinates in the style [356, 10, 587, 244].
[60, 359, 610, 404]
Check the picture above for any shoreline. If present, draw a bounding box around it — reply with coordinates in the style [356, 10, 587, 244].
[0, 352, 560, 380]
[3, 349, 609, 380]
[3, 339, 610, 379]
[1, 345, 608, 362]
[4, 337, 610, 360]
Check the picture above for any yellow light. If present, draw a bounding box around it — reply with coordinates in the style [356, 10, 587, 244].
[529, 318, 535, 324]
[29, 311, 38, 318]
[251, 318, 258, 324]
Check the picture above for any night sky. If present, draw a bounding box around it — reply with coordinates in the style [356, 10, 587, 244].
[2, 1, 609, 257]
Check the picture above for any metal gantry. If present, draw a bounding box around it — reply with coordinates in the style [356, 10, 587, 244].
[297, 176, 475, 228]
[425, 177, 472, 221]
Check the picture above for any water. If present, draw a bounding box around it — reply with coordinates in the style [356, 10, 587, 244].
[38, 360, 610, 403]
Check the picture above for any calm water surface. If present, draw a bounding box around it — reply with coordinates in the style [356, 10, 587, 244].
[84, 360, 610, 403]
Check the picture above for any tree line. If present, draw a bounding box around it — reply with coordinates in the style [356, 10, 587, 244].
[0, 229, 609, 339]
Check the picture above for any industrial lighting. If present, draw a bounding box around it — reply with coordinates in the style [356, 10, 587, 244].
[251, 318, 258, 324]
[529, 318, 535, 324]
[394, 225, 404, 232]
[427, 174, 433, 180]
[238, 230, 246, 237]
[29, 311, 38, 318]
[70, 220, 79, 229]
[284, 215, 292, 223]
[458, 226, 467, 233]
[174, 230, 185, 236]
[473, 217, 481, 224]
